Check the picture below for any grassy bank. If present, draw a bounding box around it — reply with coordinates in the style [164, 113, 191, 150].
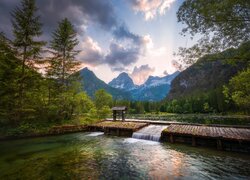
[0, 116, 102, 140]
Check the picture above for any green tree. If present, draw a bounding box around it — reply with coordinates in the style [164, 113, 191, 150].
[74, 92, 94, 115]
[170, 100, 181, 113]
[183, 100, 192, 113]
[48, 18, 80, 90]
[94, 89, 112, 110]
[0, 33, 48, 125]
[98, 106, 112, 119]
[0, 33, 20, 124]
[176, 0, 250, 65]
[225, 68, 250, 113]
[203, 102, 210, 113]
[12, 0, 45, 107]
[47, 18, 81, 120]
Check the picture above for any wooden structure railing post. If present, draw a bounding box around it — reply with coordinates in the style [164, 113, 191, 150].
[192, 136, 196, 146]
[113, 110, 117, 121]
[217, 137, 223, 150]
[170, 134, 174, 143]
[112, 106, 127, 121]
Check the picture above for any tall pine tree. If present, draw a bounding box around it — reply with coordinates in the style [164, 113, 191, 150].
[48, 18, 81, 120]
[11, 0, 45, 109]
[49, 18, 80, 90]
[0, 33, 20, 124]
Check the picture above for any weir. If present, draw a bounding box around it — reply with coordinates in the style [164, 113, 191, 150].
[132, 125, 168, 142]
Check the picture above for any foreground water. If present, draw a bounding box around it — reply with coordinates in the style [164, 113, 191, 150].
[0, 132, 250, 179]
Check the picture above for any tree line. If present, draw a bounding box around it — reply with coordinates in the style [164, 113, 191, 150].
[1, 0, 249, 135]
[0, 0, 113, 132]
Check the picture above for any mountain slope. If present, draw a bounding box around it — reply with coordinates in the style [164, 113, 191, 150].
[109, 71, 179, 101]
[131, 71, 180, 101]
[79, 68, 131, 99]
[167, 42, 249, 100]
[143, 71, 180, 87]
[108, 72, 137, 90]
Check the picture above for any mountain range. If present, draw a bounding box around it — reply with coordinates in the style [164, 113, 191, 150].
[109, 71, 179, 101]
[79, 68, 131, 100]
[79, 67, 179, 101]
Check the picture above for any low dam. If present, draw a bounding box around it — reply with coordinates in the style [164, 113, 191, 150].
[91, 120, 250, 153]
[132, 125, 168, 141]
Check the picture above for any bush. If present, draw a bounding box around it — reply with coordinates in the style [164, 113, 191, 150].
[98, 106, 111, 119]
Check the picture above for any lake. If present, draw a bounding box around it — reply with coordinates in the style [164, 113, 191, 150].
[0, 132, 250, 179]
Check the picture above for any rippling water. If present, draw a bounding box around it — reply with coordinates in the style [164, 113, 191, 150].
[0, 132, 249, 179]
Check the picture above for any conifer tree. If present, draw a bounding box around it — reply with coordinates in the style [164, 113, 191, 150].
[49, 18, 80, 90]
[48, 18, 81, 120]
[0, 33, 20, 123]
[11, 0, 45, 106]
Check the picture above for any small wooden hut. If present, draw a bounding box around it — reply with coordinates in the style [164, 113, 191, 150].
[112, 106, 127, 121]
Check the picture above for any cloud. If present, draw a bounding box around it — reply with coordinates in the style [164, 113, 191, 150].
[105, 42, 140, 71]
[0, 0, 117, 39]
[77, 36, 103, 66]
[0, 0, 151, 72]
[78, 24, 152, 72]
[103, 25, 151, 71]
[130, 65, 155, 85]
[113, 25, 141, 45]
[78, 32, 147, 72]
[127, 0, 175, 20]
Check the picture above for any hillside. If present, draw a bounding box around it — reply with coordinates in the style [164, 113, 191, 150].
[109, 71, 179, 101]
[79, 68, 131, 100]
[167, 42, 250, 100]
[108, 72, 138, 90]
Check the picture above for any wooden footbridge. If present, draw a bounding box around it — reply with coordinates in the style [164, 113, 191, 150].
[164, 124, 250, 141]
[101, 119, 250, 153]
[162, 124, 250, 152]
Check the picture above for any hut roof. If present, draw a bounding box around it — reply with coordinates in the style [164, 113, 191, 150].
[112, 106, 127, 111]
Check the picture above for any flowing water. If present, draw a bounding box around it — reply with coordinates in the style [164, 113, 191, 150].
[132, 125, 168, 141]
[0, 132, 250, 179]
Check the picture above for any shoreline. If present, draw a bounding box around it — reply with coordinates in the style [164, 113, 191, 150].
[0, 124, 89, 141]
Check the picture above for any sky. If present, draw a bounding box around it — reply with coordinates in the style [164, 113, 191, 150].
[0, 0, 196, 85]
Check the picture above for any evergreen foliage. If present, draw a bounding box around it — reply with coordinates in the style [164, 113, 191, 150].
[48, 18, 80, 89]
[0, 1, 114, 134]
[0, 0, 249, 137]
[11, 0, 46, 121]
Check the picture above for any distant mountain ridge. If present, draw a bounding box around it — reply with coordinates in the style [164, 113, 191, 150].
[79, 67, 179, 101]
[109, 71, 180, 101]
[79, 68, 131, 100]
[108, 72, 138, 90]
[143, 72, 179, 88]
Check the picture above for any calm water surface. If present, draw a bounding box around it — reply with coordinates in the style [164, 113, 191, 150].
[0, 132, 250, 179]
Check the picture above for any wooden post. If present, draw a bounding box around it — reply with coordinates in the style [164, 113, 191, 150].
[170, 134, 174, 143]
[122, 111, 125, 121]
[113, 110, 116, 121]
[217, 138, 222, 150]
[192, 136, 196, 146]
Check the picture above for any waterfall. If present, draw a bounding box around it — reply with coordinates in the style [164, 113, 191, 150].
[132, 125, 168, 142]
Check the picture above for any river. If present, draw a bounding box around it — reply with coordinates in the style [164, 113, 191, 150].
[0, 132, 249, 179]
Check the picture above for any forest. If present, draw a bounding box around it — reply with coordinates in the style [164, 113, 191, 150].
[0, 0, 249, 137]
[0, 0, 114, 135]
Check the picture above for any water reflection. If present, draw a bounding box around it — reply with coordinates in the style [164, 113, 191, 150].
[0, 133, 249, 179]
[85, 132, 104, 137]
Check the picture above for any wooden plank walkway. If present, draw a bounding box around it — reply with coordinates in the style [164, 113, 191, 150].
[165, 124, 250, 141]
[106, 119, 250, 128]
[89, 121, 148, 130]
